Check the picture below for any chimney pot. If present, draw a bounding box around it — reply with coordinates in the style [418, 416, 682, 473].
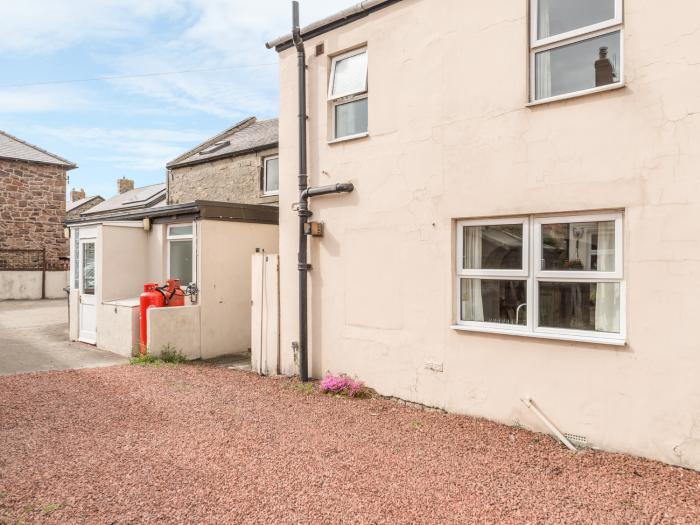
[70, 187, 86, 202]
[118, 177, 135, 194]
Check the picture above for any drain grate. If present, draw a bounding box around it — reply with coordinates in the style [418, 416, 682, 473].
[563, 433, 588, 445]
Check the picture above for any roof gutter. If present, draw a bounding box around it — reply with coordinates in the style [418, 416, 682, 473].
[166, 142, 279, 169]
[265, 0, 402, 51]
[0, 155, 77, 170]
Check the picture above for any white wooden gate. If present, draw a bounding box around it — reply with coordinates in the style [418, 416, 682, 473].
[251, 253, 279, 375]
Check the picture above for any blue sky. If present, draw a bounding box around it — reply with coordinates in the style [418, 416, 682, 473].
[0, 0, 351, 199]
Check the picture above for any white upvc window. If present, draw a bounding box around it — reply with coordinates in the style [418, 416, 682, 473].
[530, 0, 623, 103]
[328, 47, 368, 140]
[455, 212, 625, 345]
[263, 155, 279, 196]
[167, 223, 196, 286]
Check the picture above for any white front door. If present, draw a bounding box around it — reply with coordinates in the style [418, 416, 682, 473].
[78, 240, 97, 344]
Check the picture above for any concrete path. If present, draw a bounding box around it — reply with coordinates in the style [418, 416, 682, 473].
[0, 299, 127, 375]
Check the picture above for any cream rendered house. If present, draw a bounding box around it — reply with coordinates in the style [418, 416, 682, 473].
[267, 0, 700, 470]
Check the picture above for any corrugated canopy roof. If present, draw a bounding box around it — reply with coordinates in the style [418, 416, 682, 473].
[167, 117, 278, 169]
[0, 130, 76, 168]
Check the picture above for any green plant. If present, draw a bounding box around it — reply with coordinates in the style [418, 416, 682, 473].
[129, 345, 187, 366]
[129, 354, 158, 365]
[40, 503, 62, 516]
[159, 345, 187, 364]
[292, 382, 315, 394]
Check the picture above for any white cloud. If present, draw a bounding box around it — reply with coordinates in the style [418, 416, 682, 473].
[101, 0, 353, 117]
[0, 85, 95, 113]
[1, 1, 355, 116]
[0, 0, 188, 54]
[35, 125, 205, 171]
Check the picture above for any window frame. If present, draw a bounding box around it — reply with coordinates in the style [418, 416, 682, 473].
[456, 217, 531, 334]
[529, 0, 624, 103]
[456, 217, 530, 278]
[328, 47, 368, 101]
[455, 212, 626, 344]
[166, 222, 196, 287]
[262, 155, 279, 196]
[530, 0, 623, 48]
[328, 47, 369, 141]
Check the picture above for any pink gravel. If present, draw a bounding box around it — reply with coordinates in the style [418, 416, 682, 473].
[1, 365, 699, 524]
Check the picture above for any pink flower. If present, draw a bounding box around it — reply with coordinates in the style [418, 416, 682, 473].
[318, 374, 365, 397]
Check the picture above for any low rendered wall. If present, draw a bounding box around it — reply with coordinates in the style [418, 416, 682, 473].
[45, 271, 68, 299]
[96, 300, 140, 357]
[0, 271, 68, 300]
[147, 305, 201, 360]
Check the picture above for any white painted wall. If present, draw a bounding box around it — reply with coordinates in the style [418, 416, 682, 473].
[251, 253, 280, 375]
[97, 300, 140, 357]
[276, 0, 700, 469]
[0, 271, 68, 300]
[197, 220, 279, 359]
[147, 305, 201, 360]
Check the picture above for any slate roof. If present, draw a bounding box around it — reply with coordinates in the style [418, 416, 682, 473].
[81, 183, 166, 217]
[167, 117, 278, 169]
[67, 195, 103, 213]
[0, 130, 76, 169]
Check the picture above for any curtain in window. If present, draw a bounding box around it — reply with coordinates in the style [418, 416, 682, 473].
[535, 0, 552, 99]
[462, 227, 484, 322]
[595, 222, 617, 332]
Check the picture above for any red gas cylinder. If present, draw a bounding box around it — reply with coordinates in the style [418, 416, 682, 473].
[164, 279, 185, 307]
[139, 283, 165, 356]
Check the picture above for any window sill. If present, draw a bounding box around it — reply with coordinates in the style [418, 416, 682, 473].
[450, 324, 626, 347]
[327, 132, 369, 145]
[527, 82, 626, 108]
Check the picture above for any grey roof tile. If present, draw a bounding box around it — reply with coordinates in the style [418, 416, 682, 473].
[66, 195, 103, 212]
[167, 117, 278, 168]
[82, 183, 166, 216]
[0, 130, 77, 168]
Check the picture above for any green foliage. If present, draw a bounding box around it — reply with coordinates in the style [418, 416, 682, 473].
[159, 345, 187, 364]
[292, 382, 315, 394]
[40, 504, 62, 516]
[129, 354, 158, 366]
[130, 345, 187, 366]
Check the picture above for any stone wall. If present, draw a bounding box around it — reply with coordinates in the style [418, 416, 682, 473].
[66, 197, 104, 219]
[168, 148, 278, 206]
[0, 158, 68, 270]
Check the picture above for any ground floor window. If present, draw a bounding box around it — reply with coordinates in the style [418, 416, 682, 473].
[167, 223, 195, 285]
[456, 212, 624, 343]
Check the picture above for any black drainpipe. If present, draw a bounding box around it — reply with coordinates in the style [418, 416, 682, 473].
[292, 1, 354, 382]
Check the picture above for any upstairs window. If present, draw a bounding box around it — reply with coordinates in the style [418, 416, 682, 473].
[328, 48, 368, 140]
[530, 0, 623, 102]
[263, 156, 279, 196]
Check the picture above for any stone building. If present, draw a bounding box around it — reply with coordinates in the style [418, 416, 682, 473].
[0, 130, 76, 298]
[66, 188, 104, 219]
[167, 117, 278, 206]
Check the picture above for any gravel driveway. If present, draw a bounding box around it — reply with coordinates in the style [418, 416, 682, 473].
[1, 365, 698, 524]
